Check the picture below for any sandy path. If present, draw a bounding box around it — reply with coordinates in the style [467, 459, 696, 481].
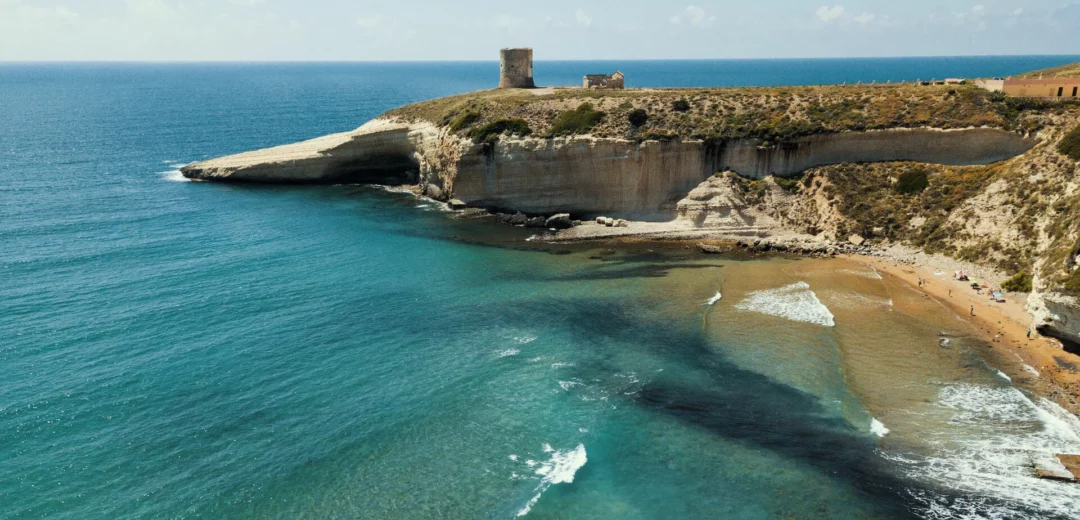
[848, 254, 1080, 415]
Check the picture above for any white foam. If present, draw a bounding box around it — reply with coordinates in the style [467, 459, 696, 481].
[516, 444, 587, 517]
[509, 454, 519, 461]
[558, 380, 581, 391]
[515, 335, 538, 345]
[884, 383, 1080, 519]
[157, 169, 190, 182]
[871, 418, 890, 438]
[550, 362, 575, 369]
[705, 291, 723, 306]
[734, 282, 835, 327]
[837, 268, 883, 280]
[995, 370, 1012, 383]
[495, 349, 520, 359]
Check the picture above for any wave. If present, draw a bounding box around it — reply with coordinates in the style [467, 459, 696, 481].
[495, 348, 520, 359]
[885, 383, 1080, 519]
[705, 291, 722, 306]
[734, 282, 835, 327]
[157, 168, 190, 182]
[871, 418, 890, 438]
[837, 268, 883, 280]
[516, 444, 587, 517]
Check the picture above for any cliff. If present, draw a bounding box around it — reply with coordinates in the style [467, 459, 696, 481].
[181, 80, 1080, 350]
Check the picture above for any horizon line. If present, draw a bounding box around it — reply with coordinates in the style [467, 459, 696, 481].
[2, 53, 1080, 65]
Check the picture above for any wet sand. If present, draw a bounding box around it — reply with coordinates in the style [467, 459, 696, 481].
[849, 254, 1080, 416]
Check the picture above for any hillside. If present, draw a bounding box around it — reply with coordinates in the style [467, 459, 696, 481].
[1014, 61, 1080, 79]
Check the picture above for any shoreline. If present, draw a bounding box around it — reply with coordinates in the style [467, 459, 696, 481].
[845, 253, 1080, 416]
[536, 224, 1080, 416]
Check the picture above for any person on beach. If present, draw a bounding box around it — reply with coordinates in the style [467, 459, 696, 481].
[970, 306, 975, 316]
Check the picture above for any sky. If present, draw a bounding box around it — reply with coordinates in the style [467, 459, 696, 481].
[1, 0, 1079, 61]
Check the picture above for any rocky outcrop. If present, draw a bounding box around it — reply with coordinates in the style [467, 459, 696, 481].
[1029, 292, 1080, 355]
[181, 120, 441, 184]
[183, 119, 1035, 220]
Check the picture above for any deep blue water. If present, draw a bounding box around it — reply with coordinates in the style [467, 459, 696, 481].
[4, 57, 1080, 519]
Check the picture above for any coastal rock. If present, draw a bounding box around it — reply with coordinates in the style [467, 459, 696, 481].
[509, 212, 528, 226]
[849, 235, 866, 247]
[182, 119, 1035, 219]
[1029, 291, 1080, 355]
[448, 198, 467, 210]
[526, 216, 547, 228]
[424, 184, 445, 201]
[545, 213, 573, 230]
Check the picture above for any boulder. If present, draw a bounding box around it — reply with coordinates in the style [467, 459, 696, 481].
[604, 218, 615, 227]
[614, 219, 629, 228]
[448, 198, 467, 210]
[596, 216, 607, 224]
[526, 216, 547, 228]
[849, 234, 866, 247]
[425, 184, 445, 201]
[509, 212, 528, 226]
[872, 226, 885, 237]
[545, 213, 574, 229]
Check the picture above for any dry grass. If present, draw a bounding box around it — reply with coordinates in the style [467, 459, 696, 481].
[384, 84, 1055, 142]
[1014, 61, 1080, 79]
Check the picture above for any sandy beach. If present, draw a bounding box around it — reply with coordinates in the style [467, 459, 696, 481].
[848, 254, 1080, 416]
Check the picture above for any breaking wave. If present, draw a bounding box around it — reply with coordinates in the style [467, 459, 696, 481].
[884, 384, 1080, 519]
[516, 444, 587, 517]
[734, 282, 835, 326]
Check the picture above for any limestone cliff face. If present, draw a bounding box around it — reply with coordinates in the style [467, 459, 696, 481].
[714, 129, 1035, 179]
[182, 119, 1034, 220]
[451, 138, 707, 218]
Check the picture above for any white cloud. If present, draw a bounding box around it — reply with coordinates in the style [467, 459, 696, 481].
[854, 12, 875, 24]
[228, 0, 266, 6]
[685, 5, 715, 26]
[671, 5, 714, 27]
[972, 5, 985, 15]
[817, 5, 845, 22]
[574, 9, 591, 27]
[1012, 8, 1023, 16]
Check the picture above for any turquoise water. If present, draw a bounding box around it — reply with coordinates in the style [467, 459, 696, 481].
[4, 59, 1080, 519]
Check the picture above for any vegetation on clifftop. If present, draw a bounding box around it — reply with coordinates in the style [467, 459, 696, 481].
[1059, 122, 1080, 160]
[385, 83, 1071, 144]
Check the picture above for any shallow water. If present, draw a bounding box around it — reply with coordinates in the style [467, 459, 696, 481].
[3, 61, 1080, 519]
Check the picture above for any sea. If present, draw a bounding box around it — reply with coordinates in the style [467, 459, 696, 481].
[4, 56, 1080, 519]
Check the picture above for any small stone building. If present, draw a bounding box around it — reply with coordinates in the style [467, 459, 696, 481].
[583, 71, 624, 90]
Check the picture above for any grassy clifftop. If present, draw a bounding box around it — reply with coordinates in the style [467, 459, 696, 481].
[384, 84, 1060, 143]
[1015, 61, 1080, 79]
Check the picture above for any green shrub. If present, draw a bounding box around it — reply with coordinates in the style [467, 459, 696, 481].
[1065, 269, 1080, 294]
[549, 103, 605, 136]
[449, 111, 482, 133]
[468, 119, 532, 144]
[1058, 123, 1080, 161]
[895, 168, 929, 195]
[672, 99, 691, 112]
[1001, 272, 1033, 293]
[628, 109, 649, 127]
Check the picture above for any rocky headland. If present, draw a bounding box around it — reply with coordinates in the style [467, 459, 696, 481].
[182, 72, 1080, 375]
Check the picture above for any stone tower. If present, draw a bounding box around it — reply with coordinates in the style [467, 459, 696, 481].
[499, 48, 535, 89]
